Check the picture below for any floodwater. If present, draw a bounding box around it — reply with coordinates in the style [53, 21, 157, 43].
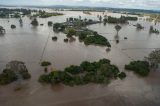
[0, 10, 160, 106]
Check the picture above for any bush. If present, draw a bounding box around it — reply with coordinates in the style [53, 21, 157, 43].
[52, 36, 58, 41]
[11, 25, 16, 29]
[19, 70, 31, 79]
[149, 26, 159, 34]
[118, 72, 126, 79]
[64, 38, 68, 42]
[48, 21, 53, 26]
[0, 69, 17, 85]
[136, 23, 143, 29]
[64, 65, 81, 74]
[41, 61, 51, 67]
[31, 18, 38, 26]
[67, 28, 76, 38]
[125, 61, 150, 76]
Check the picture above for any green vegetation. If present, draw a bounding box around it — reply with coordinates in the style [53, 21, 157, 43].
[34, 11, 63, 18]
[125, 61, 150, 76]
[0, 61, 31, 85]
[118, 72, 126, 79]
[0, 69, 17, 85]
[67, 28, 76, 37]
[53, 23, 66, 32]
[19, 69, 31, 79]
[0, 26, 5, 34]
[0, 8, 33, 18]
[39, 59, 126, 86]
[84, 33, 111, 47]
[53, 17, 111, 47]
[64, 38, 69, 42]
[11, 25, 16, 29]
[149, 26, 159, 34]
[48, 21, 53, 26]
[146, 49, 160, 68]
[41, 61, 51, 67]
[103, 16, 138, 24]
[31, 18, 39, 26]
[52, 36, 58, 41]
[115, 25, 122, 35]
[83, 11, 92, 15]
[136, 23, 144, 30]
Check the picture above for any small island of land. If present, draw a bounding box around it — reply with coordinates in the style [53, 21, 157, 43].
[0, 61, 31, 85]
[39, 59, 126, 86]
[53, 17, 111, 47]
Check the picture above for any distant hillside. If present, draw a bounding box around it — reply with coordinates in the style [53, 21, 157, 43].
[0, 4, 159, 14]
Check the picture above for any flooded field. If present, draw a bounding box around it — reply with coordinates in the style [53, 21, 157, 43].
[0, 11, 160, 106]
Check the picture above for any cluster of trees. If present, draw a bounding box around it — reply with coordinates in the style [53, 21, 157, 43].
[0, 69, 17, 85]
[83, 32, 111, 47]
[67, 28, 76, 37]
[53, 21, 111, 47]
[125, 61, 150, 76]
[31, 18, 39, 26]
[149, 26, 159, 34]
[136, 23, 144, 30]
[0, 8, 34, 18]
[39, 59, 126, 86]
[146, 49, 160, 69]
[41, 61, 52, 73]
[34, 11, 63, 18]
[53, 23, 66, 32]
[41, 61, 51, 67]
[103, 16, 138, 24]
[0, 26, 5, 34]
[0, 68, 31, 85]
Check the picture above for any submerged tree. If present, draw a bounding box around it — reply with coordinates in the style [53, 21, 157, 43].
[146, 49, 160, 69]
[31, 18, 39, 26]
[149, 26, 159, 34]
[136, 23, 144, 30]
[11, 25, 16, 29]
[115, 24, 122, 35]
[0, 26, 5, 35]
[99, 15, 102, 22]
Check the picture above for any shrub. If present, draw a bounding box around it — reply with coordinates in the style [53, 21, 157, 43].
[0, 69, 17, 85]
[125, 61, 150, 76]
[52, 36, 58, 41]
[118, 72, 126, 79]
[48, 21, 53, 26]
[31, 18, 38, 26]
[41, 61, 51, 67]
[11, 25, 16, 29]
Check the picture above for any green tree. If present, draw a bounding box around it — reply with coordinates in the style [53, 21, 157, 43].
[115, 24, 122, 35]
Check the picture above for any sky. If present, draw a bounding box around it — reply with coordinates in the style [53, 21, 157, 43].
[0, 0, 160, 10]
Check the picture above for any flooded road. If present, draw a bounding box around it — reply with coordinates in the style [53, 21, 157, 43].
[0, 11, 160, 106]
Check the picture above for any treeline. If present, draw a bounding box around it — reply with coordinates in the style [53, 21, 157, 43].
[32, 11, 63, 18]
[103, 16, 138, 24]
[39, 59, 126, 86]
[0, 8, 36, 18]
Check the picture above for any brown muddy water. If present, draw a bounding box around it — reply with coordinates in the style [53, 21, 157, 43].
[0, 10, 160, 106]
